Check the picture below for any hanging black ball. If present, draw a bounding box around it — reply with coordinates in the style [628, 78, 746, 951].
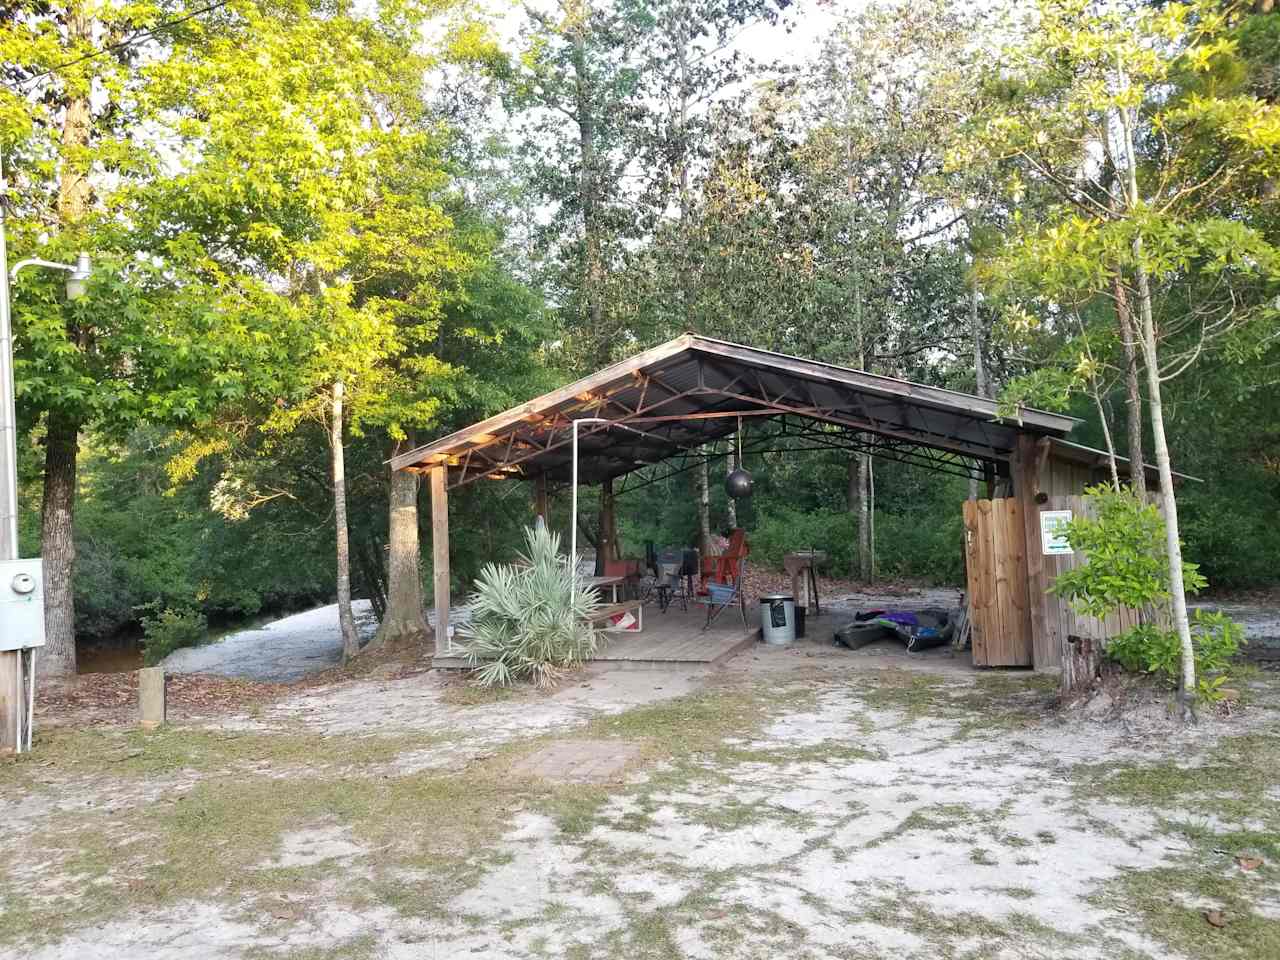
[725, 468, 754, 499]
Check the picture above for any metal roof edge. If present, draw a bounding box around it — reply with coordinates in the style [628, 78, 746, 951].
[1048, 438, 1202, 483]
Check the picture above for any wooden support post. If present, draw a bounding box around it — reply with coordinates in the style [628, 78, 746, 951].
[138, 666, 166, 730]
[0, 651, 21, 752]
[533, 474, 548, 526]
[1015, 435, 1055, 671]
[429, 466, 451, 657]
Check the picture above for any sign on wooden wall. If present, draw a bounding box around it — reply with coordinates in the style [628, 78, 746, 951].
[1038, 509, 1074, 556]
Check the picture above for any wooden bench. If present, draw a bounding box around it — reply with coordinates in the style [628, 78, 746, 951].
[586, 600, 644, 633]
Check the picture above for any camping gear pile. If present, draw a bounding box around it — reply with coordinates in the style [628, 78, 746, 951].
[833, 608, 955, 653]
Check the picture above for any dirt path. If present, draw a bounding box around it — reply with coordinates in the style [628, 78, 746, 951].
[161, 601, 381, 682]
[2, 644, 1276, 959]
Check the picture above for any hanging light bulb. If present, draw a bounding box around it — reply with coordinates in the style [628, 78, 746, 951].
[724, 415, 753, 499]
[725, 466, 753, 499]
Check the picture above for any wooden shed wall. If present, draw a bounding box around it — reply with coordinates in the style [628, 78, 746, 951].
[1018, 445, 1154, 670]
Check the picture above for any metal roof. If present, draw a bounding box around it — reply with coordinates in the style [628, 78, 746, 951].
[391, 334, 1081, 488]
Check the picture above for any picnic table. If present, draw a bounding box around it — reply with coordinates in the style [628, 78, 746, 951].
[581, 575, 625, 604]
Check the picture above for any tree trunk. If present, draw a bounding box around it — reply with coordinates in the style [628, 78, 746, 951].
[373, 445, 427, 649]
[1135, 258, 1196, 718]
[1060, 634, 1106, 701]
[37, 9, 93, 680]
[970, 275, 986, 500]
[697, 452, 711, 555]
[1113, 276, 1146, 497]
[599, 476, 619, 563]
[1091, 385, 1122, 490]
[852, 318, 872, 582]
[868, 454, 876, 580]
[725, 447, 737, 528]
[330, 381, 359, 662]
[39, 410, 79, 677]
[857, 451, 871, 583]
[572, 20, 605, 338]
[1119, 94, 1195, 718]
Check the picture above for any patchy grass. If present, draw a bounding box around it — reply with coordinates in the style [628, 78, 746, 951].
[245, 936, 382, 960]
[0, 762, 540, 948]
[439, 682, 523, 708]
[1097, 866, 1279, 960]
[869, 802, 982, 848]
[1072, 733, 1280, 825]
[850, 669, 1056, 738]
[10, 725, 447, 780]
[4, 666, 1277, 959]
[581, 683, 815, 757]
[1073, 729, 1280, 960]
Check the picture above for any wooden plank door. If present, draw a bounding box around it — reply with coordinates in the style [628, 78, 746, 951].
[963, 498, 1033, 667]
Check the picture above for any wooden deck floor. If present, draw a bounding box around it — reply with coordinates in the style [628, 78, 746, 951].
[433, 602, 761, 670]
[592, 603, 760, 665]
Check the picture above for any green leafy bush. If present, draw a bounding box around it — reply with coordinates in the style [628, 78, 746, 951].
[1051, 484, 1240, 702]
[749, 505, 964, 584]
[1106, 611, 1243, 702]
[140, 605, 209, 666]
[1052, 485, 1206, 617]
[458, 524, 599, 688]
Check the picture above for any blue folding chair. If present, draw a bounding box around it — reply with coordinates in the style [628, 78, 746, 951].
[698, 558, 747, 631]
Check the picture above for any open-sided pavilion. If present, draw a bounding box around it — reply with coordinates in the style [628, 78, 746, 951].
[392, 335, 1161, 672]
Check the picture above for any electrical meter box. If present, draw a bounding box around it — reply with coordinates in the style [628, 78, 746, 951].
[0, 558, 44, 651]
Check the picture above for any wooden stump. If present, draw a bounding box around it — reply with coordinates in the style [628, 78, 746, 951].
[1061, 634, 1105, 701]
[139, 667, 166, 729]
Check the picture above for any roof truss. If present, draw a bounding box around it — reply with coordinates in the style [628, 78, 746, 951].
[392, 335, 1079, 489]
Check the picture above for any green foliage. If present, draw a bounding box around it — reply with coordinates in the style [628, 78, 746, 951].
[139, 606, 209, 667]
[1052, 484, 1240, 702]
[458, 524, 599, 688]
[1106, 611, 1243, 703]
[747, 505, 964, 585]
[1051, 485, 1206, 619]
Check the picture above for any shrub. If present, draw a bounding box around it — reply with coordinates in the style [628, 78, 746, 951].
[1106, 611, 1243, 702]
[1051, 484, 1241, 703]
[457, 524, 599, 688]
[139, 606, 209, 666]
[749, 505, 965, 584]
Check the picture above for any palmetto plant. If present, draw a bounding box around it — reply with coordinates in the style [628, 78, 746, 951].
[458, 524, 600, 688]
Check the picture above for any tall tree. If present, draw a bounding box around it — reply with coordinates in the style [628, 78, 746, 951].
[0, 0, 296, 675]
[138, 0, 488, 660]
[967, 0, 1280, 716]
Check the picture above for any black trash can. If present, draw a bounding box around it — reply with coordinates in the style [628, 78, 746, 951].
[795, 605, 806, 638]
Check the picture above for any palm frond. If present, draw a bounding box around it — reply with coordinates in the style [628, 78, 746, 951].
[457, 524, 600, 687]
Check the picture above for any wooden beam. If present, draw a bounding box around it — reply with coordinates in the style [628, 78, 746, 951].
[390, 335, 697, 471]
[444, 388, 703, 489]
[1015, 434, 1055, 670]
[0, 650, 21, 752]
[429, 466, 451, 657]
[688, 338, 1079, 434]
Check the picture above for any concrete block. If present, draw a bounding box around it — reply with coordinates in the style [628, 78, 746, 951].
[139, 666, 166, 729]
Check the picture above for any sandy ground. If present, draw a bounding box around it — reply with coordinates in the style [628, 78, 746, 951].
[156, 580, 1279, 688]
[160, 584, 966, 686]
[3, 634, 1276, 960]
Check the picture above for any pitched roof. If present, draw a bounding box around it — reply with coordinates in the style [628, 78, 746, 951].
[392, 334, 1080, 488]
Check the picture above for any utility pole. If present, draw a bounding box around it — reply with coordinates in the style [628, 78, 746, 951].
[0, 156, 91, 751]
